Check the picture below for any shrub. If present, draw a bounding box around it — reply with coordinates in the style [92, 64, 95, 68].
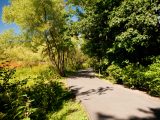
[144, 61, 160, 96]
[122, 64, 148, 90]
[106, 61, 160, 97]
[0, 67, 71, 120]
[107, 64, 123, 84]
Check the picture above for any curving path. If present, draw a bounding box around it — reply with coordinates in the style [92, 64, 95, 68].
[67, 69, 160, 120]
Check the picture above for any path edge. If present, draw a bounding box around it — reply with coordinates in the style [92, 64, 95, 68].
[66, 78, 93, 120]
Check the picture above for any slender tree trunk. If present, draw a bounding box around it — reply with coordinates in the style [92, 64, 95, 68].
[61, 50, 65, 76]
[43, 6, 66, 76]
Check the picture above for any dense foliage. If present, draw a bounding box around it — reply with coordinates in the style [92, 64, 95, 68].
[0, 1, 90, 119]
[0, 66, 71, 120]
[69, 0, 160, 96]
[2, 0, 83, 76]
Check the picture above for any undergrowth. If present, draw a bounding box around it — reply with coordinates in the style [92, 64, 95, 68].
[106, 60, 160, 97]
[0, 65, 88, 120]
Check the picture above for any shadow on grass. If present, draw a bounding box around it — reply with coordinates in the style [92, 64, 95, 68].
[51, 107, 79, 120]
[0, 67, 76, 120]
[65, 70, 77, 77]
[26, 80, 73, 120]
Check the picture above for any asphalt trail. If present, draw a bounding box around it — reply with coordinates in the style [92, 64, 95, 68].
[67, 69, 160, 120]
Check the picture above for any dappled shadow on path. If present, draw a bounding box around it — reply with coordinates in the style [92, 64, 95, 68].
[69, 68, 96, 78]
[69, 86, 113, 97]
[97, 112, 114, 120]
[68, 69, 160, 120]
[96, 108, 160, 120]
[129, 108, 160, 120]
[77, 86, 113, 96]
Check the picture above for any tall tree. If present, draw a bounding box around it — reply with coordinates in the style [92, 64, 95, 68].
[69, 0, 160, 67]
[3, 0, 71, 76]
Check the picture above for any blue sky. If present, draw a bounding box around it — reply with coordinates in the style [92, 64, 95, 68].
[0, 0, 20, 34]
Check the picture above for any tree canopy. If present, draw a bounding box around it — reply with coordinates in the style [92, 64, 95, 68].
[69, 0, 160, 66]
[2, 0, 73, 76]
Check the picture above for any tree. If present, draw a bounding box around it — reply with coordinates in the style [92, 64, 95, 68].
[69, 0, 160, 67]
[107, 0, 160, 66]
[0, 29, 19, 60]
[3, 0, 72, 76]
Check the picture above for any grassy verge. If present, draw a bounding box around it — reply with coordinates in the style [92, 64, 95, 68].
[49, 74, 88, 120]
[0, 63, 88, 120]
[49, 100, 88, 120]
[94, 72, 115, 84]
[96, 63, 160, 97]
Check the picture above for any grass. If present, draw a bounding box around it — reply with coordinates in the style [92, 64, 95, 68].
[0, 62, 88, 120]
[50, 72, 88, 120]
[94, 72, 116, 84]
[49, 100, 88, 120]
[14, 64, 53, 80]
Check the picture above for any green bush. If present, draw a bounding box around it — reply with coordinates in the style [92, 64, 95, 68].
[144, 61, 160, 96]
[148, 78, 160, 96]
[0, 67, 71, 120]
[106, 61, 160, 97]
[122, 64, 148, 90]
[107, 64, 149, 89]
[107, 64, 123, 84]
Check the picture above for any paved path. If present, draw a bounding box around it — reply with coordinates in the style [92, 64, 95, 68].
[67, 69, 160, 120]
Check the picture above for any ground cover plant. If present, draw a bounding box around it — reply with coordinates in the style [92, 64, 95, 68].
[0, 64, 88, 120]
